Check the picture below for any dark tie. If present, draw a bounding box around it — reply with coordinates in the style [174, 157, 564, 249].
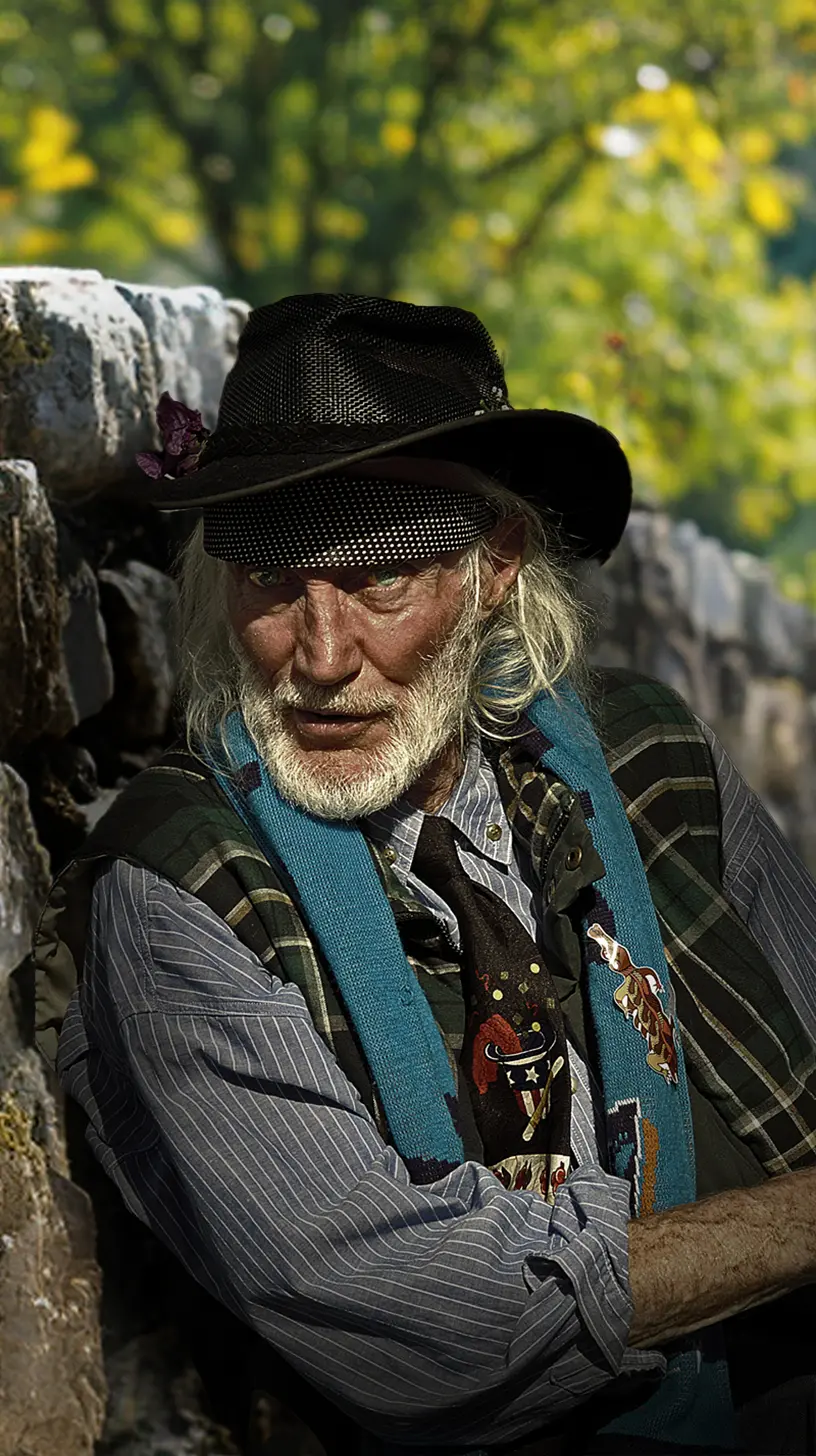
[413, 813, 572, 1200]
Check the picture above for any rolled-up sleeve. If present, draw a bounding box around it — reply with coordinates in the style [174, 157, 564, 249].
[57, 859, 656, 1447]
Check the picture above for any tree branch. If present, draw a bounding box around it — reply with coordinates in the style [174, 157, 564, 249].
[85, 0, 257, 296]
[500, 137, 593, 274]
[342, 0, 506, 294]
[297, 0, 371, 288]
[476, 127, 576, 183]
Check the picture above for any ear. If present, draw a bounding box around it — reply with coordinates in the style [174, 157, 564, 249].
[479, 516, 526, 615]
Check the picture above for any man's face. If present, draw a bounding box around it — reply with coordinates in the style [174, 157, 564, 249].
[225, 547, 485, 819]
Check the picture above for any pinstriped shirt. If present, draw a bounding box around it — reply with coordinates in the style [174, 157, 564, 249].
[57, 720, 816, 1448]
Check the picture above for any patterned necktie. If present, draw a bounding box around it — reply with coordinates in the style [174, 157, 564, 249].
[412, 812, 573, 1202]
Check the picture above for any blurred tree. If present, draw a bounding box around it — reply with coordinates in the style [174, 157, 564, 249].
[1, 0, 816, 596]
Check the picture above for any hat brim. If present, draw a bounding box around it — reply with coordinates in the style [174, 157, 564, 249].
[134, 408, 632, 562]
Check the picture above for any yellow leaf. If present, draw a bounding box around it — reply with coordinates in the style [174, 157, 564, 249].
[152, 210, 199, 247]
[80, 210, 149, 266]
[735, 128, 775, 165]
[288, 0, 319, 27]
[278, 146, 309, 188]
[278, 78, 316, 120]
[662, 83, 698, 122]
[166, 0, 202, 42]
[13, 226, 68, 260]
[0, 11, 28, 41]
[744, 176, 792, 233]
[268, 198, 302, 256]
[510, 75, 534, 103]
[109, 0, 160, 36]
[736, 485, 790, 539]
[29, 153, 97, 192]
[567, 272, 603, 304]
[214, 0, 254, 48]
[314, 200, 366, 240]
[561, 370, 595, 401]
[551, 33, 585, 69]
[380, 120, 415, 157]
[777, 111, 810, 145]
[385, 85, 422, 120]
[623, 82, 698, 125]
[20, 107, 77, 172]
[232, 204, 265, 269]
[450, 212, 479, 242]
[682, 156, 720, 196]
[686, 124, 723, 164]
[779, 0, 816, 23]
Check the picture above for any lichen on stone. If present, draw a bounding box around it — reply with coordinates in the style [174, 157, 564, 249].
[0, 299, 52, 390]
[0, 1089, 45, 1170]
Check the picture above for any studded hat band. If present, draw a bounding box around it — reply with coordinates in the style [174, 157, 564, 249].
[202, 476, 498, 569]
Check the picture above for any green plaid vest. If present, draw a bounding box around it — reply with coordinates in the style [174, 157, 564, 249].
[34, 668, 816, 1196]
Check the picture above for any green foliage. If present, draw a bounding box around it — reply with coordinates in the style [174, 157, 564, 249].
[2, 0, 816, 598]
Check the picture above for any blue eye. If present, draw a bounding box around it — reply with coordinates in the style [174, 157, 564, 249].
[247, 567, 285, 588]
[366, 565, 403, 587]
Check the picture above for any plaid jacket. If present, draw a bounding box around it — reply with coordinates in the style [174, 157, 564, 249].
[34, 668, 816, 1192]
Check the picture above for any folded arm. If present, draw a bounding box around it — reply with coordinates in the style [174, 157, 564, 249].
[628, 1165, 816, 1348]
[59, 859, 649, 1448]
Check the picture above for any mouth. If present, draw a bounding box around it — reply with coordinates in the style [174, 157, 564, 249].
[290, 707, 383, 739]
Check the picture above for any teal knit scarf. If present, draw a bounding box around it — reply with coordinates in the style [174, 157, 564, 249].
[206, 686, 735, 1449]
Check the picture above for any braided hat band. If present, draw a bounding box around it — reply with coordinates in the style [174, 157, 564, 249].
[202, 476, 498, 569]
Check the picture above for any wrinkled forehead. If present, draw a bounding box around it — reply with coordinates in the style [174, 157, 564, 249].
[202, 457, 497, 570]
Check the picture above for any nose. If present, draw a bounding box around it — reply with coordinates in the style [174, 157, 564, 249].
[292, 581, 363, 685]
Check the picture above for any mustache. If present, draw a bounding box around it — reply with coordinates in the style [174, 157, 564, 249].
[267, 681, 399, 717]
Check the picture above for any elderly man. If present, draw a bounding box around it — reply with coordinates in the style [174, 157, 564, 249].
[34, 295, 816, 1456]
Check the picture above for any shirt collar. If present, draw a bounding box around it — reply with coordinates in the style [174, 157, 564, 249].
[362, 730, 514, 876]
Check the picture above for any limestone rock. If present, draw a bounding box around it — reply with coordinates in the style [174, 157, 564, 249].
[97, 561, 178, 745]
[115, 282, 247, 433]
[0, 1094, 106, 1456]
[57, 520, 115, 728]
[0, 269, 245, 500]
[0, 763, 50, 991]
[733, 552, 806, 677]
[740, 677, 816, 823]
[0, 460, 76, 757]
[684, 529, 743, 644]
[0, 270, 154, 499]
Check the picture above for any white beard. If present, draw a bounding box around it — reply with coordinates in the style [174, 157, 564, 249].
[231, 588, 483, 820]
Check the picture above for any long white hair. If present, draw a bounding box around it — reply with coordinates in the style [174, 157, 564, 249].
[168, 470, 594, 775]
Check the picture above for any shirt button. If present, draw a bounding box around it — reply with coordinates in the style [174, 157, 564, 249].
[565, 846, 583, 870]
[486, 822, 503, 841]
[529, 961, 541, 974]
[383, 845, 397, 864]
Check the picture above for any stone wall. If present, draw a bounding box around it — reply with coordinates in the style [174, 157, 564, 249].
[0, 267, 814, 1456]
[592, 510, 816, 872]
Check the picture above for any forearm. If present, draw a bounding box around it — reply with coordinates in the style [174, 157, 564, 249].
[66, 861, 648, 1445]
[628, 1165, 816, 1348]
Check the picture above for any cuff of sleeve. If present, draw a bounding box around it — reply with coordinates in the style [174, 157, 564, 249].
[531, 1163, 636, 1377]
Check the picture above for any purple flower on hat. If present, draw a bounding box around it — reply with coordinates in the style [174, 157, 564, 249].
[136, 392, 211, 479]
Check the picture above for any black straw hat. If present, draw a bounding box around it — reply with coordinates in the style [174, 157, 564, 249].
[144, 293, 632, 561]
